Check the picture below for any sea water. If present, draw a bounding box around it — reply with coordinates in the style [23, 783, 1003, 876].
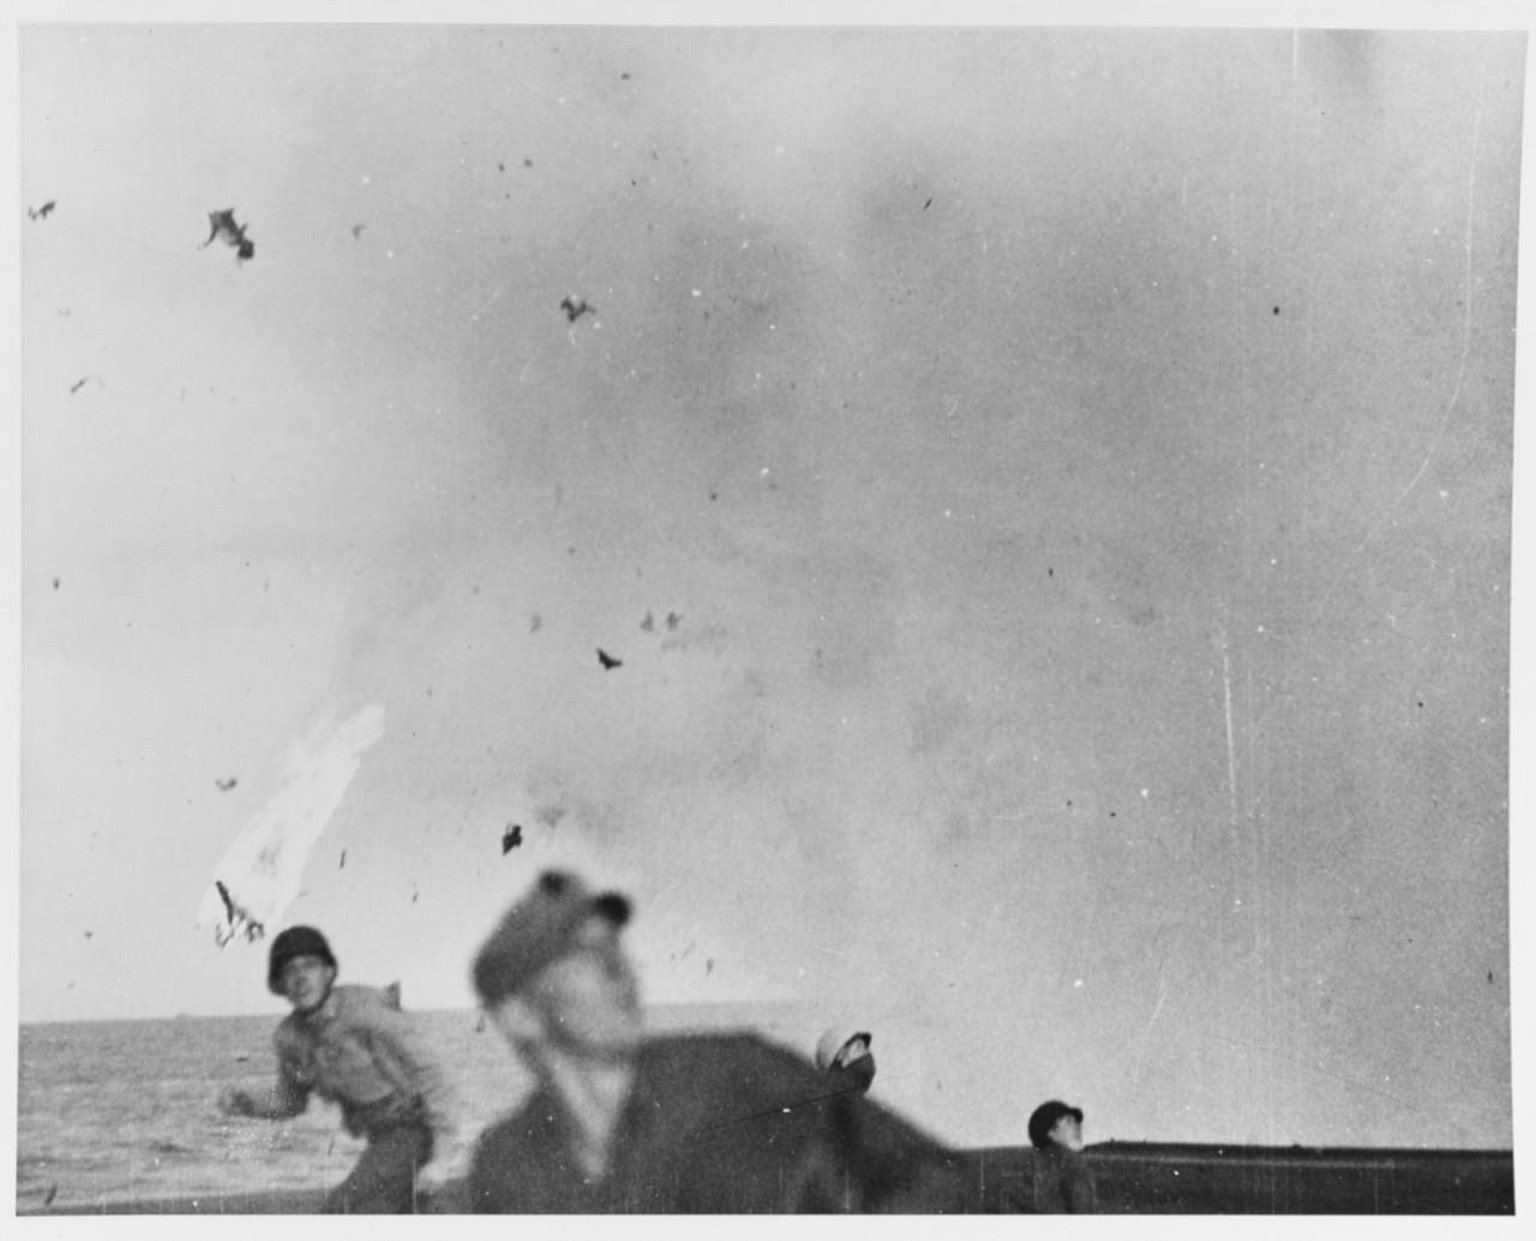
[16, 1003, 815, 1213]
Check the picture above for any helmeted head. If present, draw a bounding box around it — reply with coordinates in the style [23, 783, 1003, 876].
[267, 925, 338, 1014]
[472, 870, 640, 1061]
[267, 925, 337, 995]
[815, 1026, 873, 1072]
[1028, 1100, 1086, 1151]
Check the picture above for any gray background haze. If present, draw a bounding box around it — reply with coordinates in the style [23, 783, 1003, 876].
[17, 21, 1521, 1149]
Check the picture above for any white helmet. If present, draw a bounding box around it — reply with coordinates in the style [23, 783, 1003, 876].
[815, 1026, 872, 1071]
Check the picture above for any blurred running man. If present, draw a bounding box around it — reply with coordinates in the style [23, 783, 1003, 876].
[217, 925, 456, 1213]
[466, 870, 965, 1212]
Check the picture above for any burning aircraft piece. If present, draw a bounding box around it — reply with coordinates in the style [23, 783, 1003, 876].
[198, 704, 385, 948]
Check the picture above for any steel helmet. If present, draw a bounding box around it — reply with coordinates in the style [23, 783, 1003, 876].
[266, 925, 337, 995]
[815, 1026, 872, 1071]
[1028, 1100, 1085, 1149]
[472, 870, 632, 1005]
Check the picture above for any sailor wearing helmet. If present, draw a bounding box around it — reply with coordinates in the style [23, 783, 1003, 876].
[465, 870, 965, 1213]
[815, 1026, 876, 1095]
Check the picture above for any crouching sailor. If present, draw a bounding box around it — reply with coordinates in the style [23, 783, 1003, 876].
[465, 869, 966, 1212]
[217, 925, 457, 1213]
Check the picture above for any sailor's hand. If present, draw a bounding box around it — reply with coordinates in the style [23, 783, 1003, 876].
[418, 1138, 473, 1211]
[219, 1086, 255, 1117]
[417, 1170, 470, 1214]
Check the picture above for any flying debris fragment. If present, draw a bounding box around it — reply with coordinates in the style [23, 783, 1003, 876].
[197, 704, 386, 947]
[28, 200, 56, 221]
[68, 377, 89, 395]
[597, 648, 623, 670]
[201, 208, 255, 262]
[339, 849, 347, 870]
[501, 823, 523, 854]
[560, 296, 594, 322]
[211, 879, 264, 945]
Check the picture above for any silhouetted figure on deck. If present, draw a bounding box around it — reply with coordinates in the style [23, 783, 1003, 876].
[1026, 1099, 1098, 1213]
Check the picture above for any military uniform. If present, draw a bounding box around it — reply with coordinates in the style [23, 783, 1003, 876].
[468, 1031, 964, 1213]
[266, 984, 453, 1213]
[1030, 1146, 1099, 1213]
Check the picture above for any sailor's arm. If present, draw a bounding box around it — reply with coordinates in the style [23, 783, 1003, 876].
[218, 1071, 309, 1120]
[218, 1026, 311, 1120]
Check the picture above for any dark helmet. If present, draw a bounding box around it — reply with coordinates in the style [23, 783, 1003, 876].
[1028, 1100, 1084, 1149]
[815, 1026, 873, 1071]
[472, 870, 632, 1005]
[267, 925, 337, 995]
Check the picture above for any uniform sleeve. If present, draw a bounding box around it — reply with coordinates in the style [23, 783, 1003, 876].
[1062, 1159, 1099, 1213]
[259, 1026, 312, 1119]
[736, 1037, 966, 1213]
[834, 1090, 968, 1212]
[354, 995, 458, 1142]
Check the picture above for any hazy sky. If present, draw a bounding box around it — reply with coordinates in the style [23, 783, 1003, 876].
[13, 17, 1524, 1150]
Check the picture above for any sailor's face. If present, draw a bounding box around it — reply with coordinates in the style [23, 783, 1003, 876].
[280, 955, 336, 1013]
[1050, 1114, 1085, 1152]
[836, 1036, 871, 1067]
[497, 924, 642, 1062]
[534, 948, 642, 1057]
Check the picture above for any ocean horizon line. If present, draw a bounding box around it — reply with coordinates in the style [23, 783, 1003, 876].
[18, 997, 820, 1028]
